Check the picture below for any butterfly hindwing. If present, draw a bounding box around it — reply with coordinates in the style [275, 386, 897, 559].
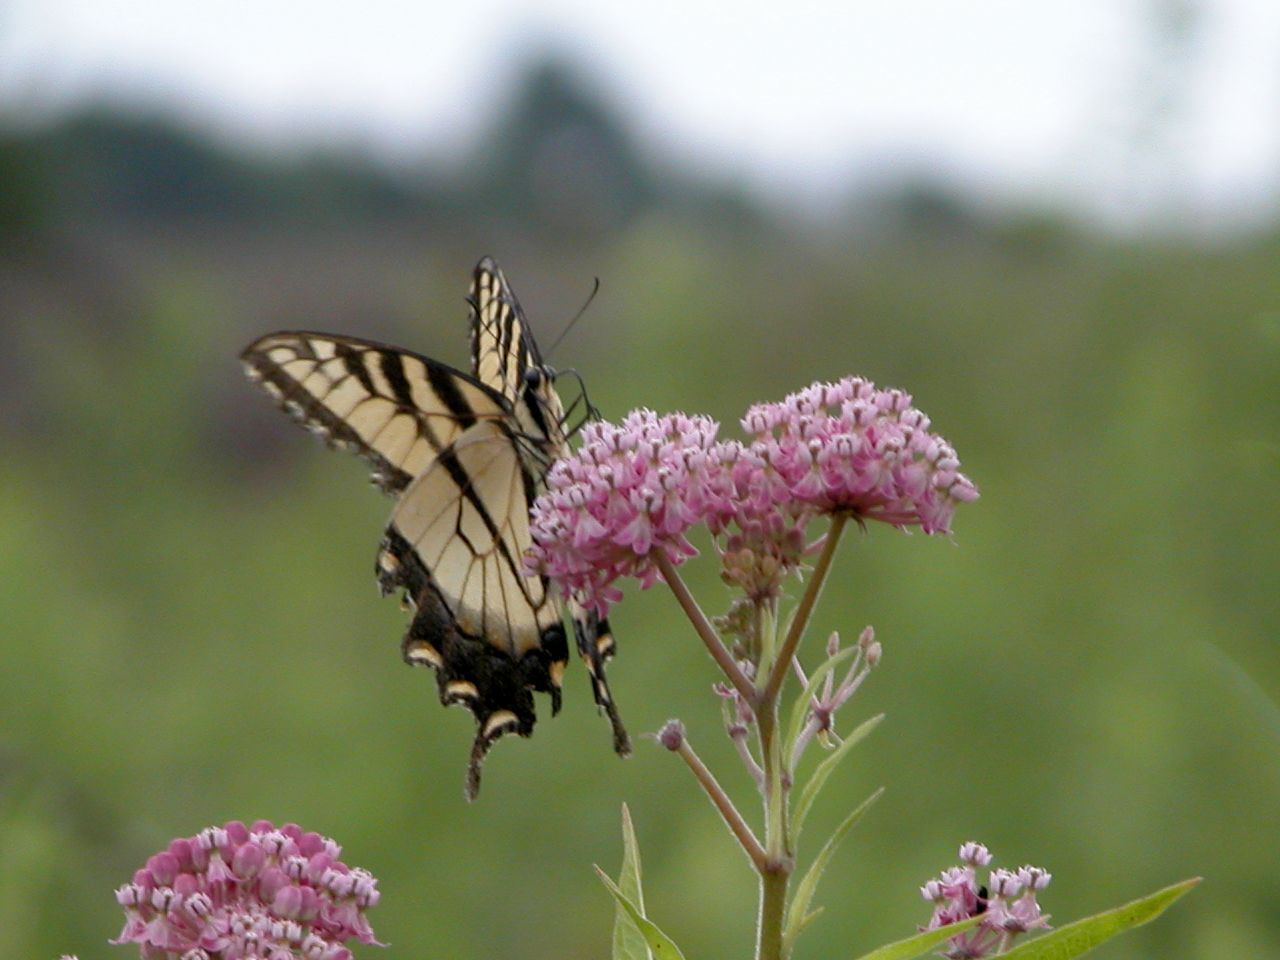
[571, 606, 629, 755]
[380, 420, 557, 659]
[376, 420, 570, 798]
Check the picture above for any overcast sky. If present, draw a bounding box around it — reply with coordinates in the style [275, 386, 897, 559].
[3, 0, 1279, 225]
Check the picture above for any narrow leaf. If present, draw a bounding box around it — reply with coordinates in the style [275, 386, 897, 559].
[595, 866, 688, 960]
[791, 906, 825, 940]
[783, 788, 884, 954]
[783, 644, 860, 755]
[995, 877, 1201, 960]
[612, 804, 651, 960]
[791, 713, 884, 841]
[850, 916, 984, 960]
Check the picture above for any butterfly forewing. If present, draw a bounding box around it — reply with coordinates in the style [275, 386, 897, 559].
[241, 257, 629, 799]
[241, 332, 508, 494]
[470, 257, 538, 405]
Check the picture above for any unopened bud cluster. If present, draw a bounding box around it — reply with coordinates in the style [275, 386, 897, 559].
[715, 510, 807, 601]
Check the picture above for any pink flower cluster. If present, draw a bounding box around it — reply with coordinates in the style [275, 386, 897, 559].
[741, 377, 977, 534]
[527, 377, 977, 614]
[921, 842, 1051, 958]
[527, 410, 726, 613]
[112, 820, 381, 960]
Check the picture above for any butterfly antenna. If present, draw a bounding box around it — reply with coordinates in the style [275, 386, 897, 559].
[546, 276, 601, 359]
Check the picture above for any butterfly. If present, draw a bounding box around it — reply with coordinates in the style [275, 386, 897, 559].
[241, 257, 629, 798]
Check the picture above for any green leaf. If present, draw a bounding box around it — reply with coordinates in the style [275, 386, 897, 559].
[612, 804, 651, 960]
[791, 905, 825, 940]
[850, 916, 984, 960]
[995, 877, 1201, 959]
[595, 866, 688, 960]
[783, 787, 884, 954]
[791, 713, 884, 841]
[783, 644, 860, 756]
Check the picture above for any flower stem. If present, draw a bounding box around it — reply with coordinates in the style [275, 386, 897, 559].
[761, 513, 849, 706]
[758, 863, 789, 960]
[674, 735, 768, 871]
[755, 694, 791, 960]
[656, 551, 756, 701]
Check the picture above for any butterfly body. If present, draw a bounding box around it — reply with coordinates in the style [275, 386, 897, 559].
[242, 257, 628, 798]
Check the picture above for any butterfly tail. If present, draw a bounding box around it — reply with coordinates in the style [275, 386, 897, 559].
[573, 611, 631, 756]
[380, 528, 545, 800]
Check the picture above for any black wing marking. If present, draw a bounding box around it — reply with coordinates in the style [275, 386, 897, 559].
[241, 332, 509, 494]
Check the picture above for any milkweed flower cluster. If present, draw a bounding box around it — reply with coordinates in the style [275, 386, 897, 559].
[921, 842, 1051, 958]
[527, 376, 977, 615]
[740, 377, 978, 532]
[111, 819, 381, 960]
[527, 410, 726, 613]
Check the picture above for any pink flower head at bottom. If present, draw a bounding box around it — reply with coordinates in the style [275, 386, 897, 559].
[112, 819, 381, 960]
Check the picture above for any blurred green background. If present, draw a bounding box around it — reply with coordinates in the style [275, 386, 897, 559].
[3, 4, 1280, 959]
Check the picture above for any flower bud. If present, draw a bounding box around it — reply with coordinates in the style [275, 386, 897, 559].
[658, 720, 686, 751]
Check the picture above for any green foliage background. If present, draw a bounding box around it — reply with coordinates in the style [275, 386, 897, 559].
[2, 58, 1278, 960]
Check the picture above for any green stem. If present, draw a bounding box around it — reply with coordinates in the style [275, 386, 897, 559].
[754, 516, 851, 959]
[656, 551, 756, 701]
[755, 694, 791, 960]
[761, 514, 849, 706]
[758, 863, 789, 960]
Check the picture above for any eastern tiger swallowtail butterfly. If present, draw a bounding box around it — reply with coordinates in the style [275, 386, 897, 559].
[241, 257, 630, 798]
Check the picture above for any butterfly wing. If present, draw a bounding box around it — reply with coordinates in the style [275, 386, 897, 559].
[470, 256, 541, 404]
[375, 419, 569, 798]
[241, 332, 509, 493]
[240, 258, 629, 798]
[469, 257, 631, 760]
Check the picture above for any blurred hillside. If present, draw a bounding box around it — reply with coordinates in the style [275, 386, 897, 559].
[3, 53, 1279, 960]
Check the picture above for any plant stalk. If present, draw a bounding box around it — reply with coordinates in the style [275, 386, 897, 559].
[761, 513, 849, 706]
[755, 633, 792, 960]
